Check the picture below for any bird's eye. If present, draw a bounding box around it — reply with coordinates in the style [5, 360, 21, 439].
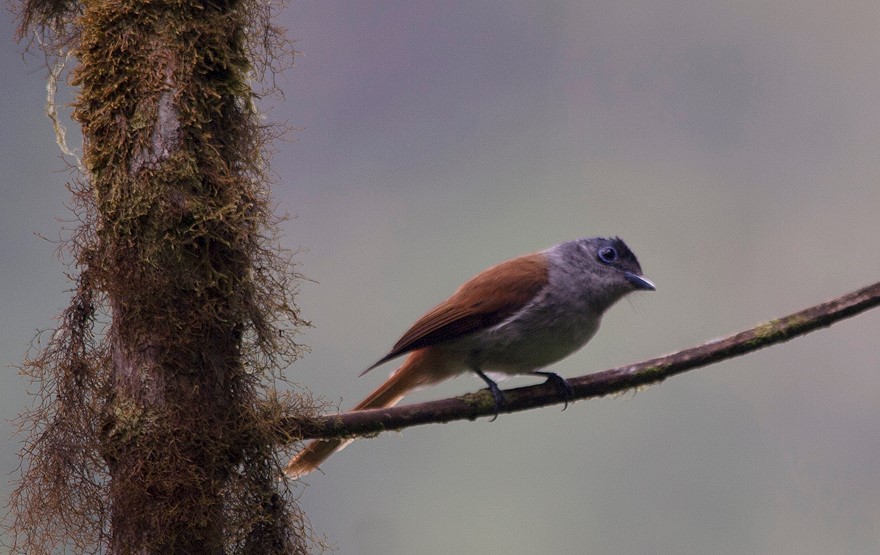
[598, 246, 618, 264]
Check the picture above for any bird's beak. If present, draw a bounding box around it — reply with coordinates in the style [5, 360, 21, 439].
[624, 272, 656, 291]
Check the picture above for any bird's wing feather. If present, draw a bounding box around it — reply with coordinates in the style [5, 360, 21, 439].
[362, 251, 548, 374]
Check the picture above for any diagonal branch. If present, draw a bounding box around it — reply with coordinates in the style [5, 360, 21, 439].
[283, 281, 880, 442]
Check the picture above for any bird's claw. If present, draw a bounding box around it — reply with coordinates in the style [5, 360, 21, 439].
[534, 371, 574, 410]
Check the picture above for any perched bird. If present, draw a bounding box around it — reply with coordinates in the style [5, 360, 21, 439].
[285, 236, 654, 478]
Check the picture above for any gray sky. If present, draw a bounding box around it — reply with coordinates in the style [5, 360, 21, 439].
[4, 2, 880, 553]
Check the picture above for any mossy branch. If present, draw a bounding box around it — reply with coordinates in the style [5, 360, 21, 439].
[284, 280, 880, 441]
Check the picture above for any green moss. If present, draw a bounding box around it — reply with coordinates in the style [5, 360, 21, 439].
[636, 363, 671, 380]
[460, 390, 500, 413]
[12, 0, 316, 551]
[746, 320, 784, 348]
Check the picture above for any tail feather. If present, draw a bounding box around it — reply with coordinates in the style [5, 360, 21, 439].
[284, 348, 446, 479]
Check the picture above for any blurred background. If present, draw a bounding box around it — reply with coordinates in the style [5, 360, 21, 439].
[3, 1, 880, 553]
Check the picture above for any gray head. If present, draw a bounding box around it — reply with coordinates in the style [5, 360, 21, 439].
[552, 236, 655, 311]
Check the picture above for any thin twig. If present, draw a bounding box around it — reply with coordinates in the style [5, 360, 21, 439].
[284, 280, 880, 441]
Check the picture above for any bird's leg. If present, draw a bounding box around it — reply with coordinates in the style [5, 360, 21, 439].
[532, 371, 574, 410]
[471, 366, 505, 421]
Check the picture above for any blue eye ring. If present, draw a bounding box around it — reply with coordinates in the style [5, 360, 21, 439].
[598, 246, 618, 264]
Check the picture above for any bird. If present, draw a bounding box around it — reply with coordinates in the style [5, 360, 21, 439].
[285, 236, 655, 478]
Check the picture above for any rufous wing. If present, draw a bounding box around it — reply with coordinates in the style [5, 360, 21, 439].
[362, 251, 549, 375]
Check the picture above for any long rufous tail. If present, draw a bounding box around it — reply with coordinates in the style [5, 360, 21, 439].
[284, 348, 446, 479]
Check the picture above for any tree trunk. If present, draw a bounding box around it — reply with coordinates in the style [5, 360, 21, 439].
[71, 0, 277, 551]
[13, 0, 311, 549]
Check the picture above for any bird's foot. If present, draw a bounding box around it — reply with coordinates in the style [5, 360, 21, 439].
[472, 367, 506, 421]
[533, 371, 574, 410]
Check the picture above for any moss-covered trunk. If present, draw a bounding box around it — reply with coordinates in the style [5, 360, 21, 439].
[74, 3, 250, 551]
[12, 0, 314, 552]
